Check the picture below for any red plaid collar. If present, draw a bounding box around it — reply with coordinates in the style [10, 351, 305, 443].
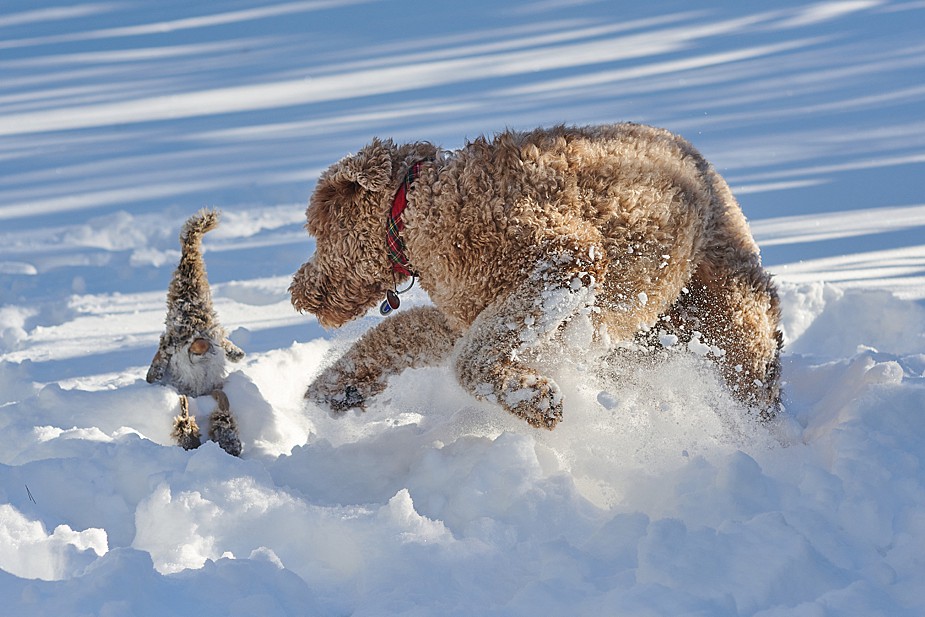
[386, 161, 425, 277]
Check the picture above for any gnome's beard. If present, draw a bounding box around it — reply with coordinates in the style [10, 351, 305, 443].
[165, 337, 226, 397]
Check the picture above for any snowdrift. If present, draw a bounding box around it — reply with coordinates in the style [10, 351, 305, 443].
[1, 281, 924, 615]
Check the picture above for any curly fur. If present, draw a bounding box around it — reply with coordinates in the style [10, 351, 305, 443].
[149, 209, 244, 454]
[291, 123, 783, 428]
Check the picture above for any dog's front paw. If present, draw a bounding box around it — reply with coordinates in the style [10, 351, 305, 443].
[500, 373, 564, 430]
[310, 384, 366, 412]
[306, 370, 379, 413]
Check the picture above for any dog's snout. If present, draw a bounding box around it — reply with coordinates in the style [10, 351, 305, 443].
[290, 261, 324, 313]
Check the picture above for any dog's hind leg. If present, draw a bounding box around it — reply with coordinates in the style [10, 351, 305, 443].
[453, 243, 607, 429]
[647, 172, 783, 416]
[307, 306, 460, 412]
[657, 259, 782, 417]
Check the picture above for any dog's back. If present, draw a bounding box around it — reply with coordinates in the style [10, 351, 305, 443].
[409, 123, 781, 411]
[409, 123, 719, 327]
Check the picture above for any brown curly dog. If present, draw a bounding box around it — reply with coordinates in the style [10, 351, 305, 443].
[290, 123, 782, 428]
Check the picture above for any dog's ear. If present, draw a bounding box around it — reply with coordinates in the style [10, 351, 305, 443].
[307, 138, 395, 236]
[334, 138, 394, 192]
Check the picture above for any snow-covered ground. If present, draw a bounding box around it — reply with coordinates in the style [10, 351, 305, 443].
[2, 1, 924, 615]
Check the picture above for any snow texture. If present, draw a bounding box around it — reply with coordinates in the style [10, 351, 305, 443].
[1, 1, 924, 615]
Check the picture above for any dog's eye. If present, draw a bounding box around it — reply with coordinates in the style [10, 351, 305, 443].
[189, 338, 212, 355]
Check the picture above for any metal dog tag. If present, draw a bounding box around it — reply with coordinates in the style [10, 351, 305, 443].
[379, 289, 400, 315]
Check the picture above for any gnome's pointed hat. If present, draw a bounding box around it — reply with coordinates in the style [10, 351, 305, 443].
[146, 209, 243, 391]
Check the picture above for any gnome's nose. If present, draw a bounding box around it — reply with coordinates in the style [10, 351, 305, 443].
[189, 338, 212, 355]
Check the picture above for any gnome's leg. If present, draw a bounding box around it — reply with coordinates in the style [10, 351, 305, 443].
[172, 395, 202, 450]
[208, 389, 242, 457]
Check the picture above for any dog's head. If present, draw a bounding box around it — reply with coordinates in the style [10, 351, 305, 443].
[290, 138, 411, 328]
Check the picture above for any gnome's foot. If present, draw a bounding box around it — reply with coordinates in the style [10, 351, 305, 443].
[172, 395, 202, 450]
[208, 389, 242, 457]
